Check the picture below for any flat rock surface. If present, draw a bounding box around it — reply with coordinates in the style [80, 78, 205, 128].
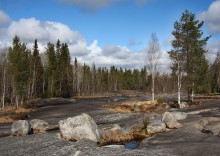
[0, 97, 220, 155]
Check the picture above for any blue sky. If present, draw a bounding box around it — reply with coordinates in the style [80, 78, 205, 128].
[0, 0, 220, 70]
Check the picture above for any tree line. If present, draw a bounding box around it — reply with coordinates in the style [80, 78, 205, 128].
[0, 36, 163, 109]
[0, 10, 220, 109]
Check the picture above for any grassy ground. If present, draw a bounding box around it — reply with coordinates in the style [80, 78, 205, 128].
[0, 106, 35, 123]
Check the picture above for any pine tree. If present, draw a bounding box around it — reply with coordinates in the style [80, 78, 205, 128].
[168, 10, 210, 103]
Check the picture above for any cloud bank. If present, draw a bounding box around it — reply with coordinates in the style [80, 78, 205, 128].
[200, 0, 220, 34]
[0, 10, 152, 69]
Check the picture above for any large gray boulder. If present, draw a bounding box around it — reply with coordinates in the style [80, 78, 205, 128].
[147, 119, 166, 134]
[59, 113, 100, 142]
[30, 119, 49, 133]
[170, 112, 187, 121]
[11, 120, 31, 136]
[162, 112, 182, 129]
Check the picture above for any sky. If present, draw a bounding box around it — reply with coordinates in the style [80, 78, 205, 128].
[0, 0, 220, 71]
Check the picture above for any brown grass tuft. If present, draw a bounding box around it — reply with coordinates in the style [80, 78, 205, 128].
[0, 106, 35, 123]
[99, 128, 150, 146]
[102, 100, 164, 113]
[0, 116, 15, 123]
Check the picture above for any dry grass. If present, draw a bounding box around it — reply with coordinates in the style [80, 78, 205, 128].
[0, 106, 35, 114]
[102, 100, 163, 113]
[0, 106, 35, 123]
[99, 128, 149, 146]
[0, 116, 15, 123]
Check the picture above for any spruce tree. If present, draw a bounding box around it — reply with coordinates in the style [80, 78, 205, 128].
[46, 42, 57, 97]
[31, 39, 43, 97]
[60, 43, 71, 97]
[8, 36, 30, 107]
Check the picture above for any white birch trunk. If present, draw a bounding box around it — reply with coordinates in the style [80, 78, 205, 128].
[177, 59, 182, 106]
[152, 73, 155, 100]
[2, 64, 6, 109]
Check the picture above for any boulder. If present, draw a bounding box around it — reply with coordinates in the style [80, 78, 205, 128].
[179, 102, 189, 108]
[147, 119, 166, 134]
[162, 112, 182, 129]
[59, 113, 100, 142]
[30, 119, 49, 133]
[11, 120, 31, 136]
[170, 112, 187, 121]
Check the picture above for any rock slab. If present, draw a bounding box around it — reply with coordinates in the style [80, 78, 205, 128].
[59, 113, 100, 142]
[11, 120, 31, 136]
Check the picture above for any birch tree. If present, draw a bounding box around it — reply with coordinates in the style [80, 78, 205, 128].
[146, 33, 161, 100]
[168, 21, 184, 106]
[0, 48, 8, 109]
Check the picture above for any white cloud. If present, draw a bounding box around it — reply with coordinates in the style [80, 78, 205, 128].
[206, 40, 220, 63]
[103, 45, 131, 59]
[0, 10, 10, 26]
[8, 18, 84, 44]
[6, 17, 90, 57]
[0, 10, 170, 70]
[77, 40, 146, 69]
[200, 0, 220, 34]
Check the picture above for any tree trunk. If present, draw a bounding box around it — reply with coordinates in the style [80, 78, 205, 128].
[16, 96, 19, 109]
[2, 64, 6, 109]
[31, 64, 36, 97]
[43, 70, 45, 94]
[177, 59, 182, 106]
[191, 82, 194, 102]
[152, 73, 155, 100]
